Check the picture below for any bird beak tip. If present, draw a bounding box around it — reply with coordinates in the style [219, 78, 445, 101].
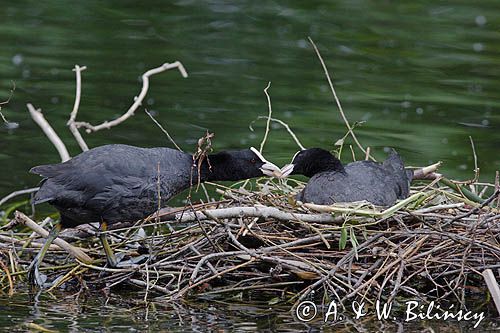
[260, 162, 282, 177]
[279, 164, 295, 178]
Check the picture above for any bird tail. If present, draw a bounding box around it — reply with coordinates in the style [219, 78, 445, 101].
[30, 163, 65, 204]
[32, 179, 56, 205]
[30, 163, 66, 178]
[383, 149, 405, 171]
[384, 150, 414, 181]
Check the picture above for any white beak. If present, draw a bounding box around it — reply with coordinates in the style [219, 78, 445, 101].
[279, 164, 295, 178]
[260, 162, 282, 177]
[250, 147, 282, 178]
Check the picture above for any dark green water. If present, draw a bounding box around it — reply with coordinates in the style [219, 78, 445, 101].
[1, 291, 497, 332]
[1, 0, 500, 331]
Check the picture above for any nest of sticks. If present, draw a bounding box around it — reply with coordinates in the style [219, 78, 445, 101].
[1, 46, 499, 313]
[1, 176, 499, 311]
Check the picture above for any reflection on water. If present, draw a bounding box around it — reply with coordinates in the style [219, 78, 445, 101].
[1, 291, 498, 332]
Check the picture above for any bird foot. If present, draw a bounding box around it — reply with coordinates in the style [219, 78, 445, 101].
[27, 262, 47, 289]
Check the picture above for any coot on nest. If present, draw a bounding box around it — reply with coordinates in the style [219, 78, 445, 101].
[29, 144, 281, 287]
[280, 148, 413, 206]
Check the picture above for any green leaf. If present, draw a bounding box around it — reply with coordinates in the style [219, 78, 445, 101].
[339, 226, 348, 250]
[268, 297, 281, 305]
[350, 227, 359, 260]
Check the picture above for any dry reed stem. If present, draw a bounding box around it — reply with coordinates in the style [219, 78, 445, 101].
[144, 109, 183, 151]
[308, 37, 375, 161]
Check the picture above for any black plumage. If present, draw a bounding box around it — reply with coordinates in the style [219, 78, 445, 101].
[281, 148, 413, 206]
[32, 144, 279, 227]
[28, 144, 280, 287]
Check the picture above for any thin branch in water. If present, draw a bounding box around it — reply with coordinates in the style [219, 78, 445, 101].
[259, 81, 272, 153]
[469, 135, 479, 184]
[27, 103, 71, 162]
[74, 61, 188, 133]
[67, 64, 89, 151]
[495, 171, 500, 208]
[0, 110, 8, 124]
[251, 116, 306, 151]
[308, 37, 374, 161]
[242, 81, 274, 189]
[0, 81, 16, 124]
[144, 109, 183, 151]
[0, 187, 40, 207]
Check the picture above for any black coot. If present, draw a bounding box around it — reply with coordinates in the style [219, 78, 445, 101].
[29, 144, 281, 287]
[280, 148, 413, 206]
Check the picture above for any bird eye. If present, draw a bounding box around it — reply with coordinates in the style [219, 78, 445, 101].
[250, 158, 257, 164]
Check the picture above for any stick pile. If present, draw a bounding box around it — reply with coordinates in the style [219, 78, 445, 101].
[1, 178, 499, 310]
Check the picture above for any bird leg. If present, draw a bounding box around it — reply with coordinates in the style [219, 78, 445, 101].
[99, 221, 118, 267]
[28, 223, 62, 288]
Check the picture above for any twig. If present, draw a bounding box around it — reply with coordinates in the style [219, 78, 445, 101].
[0, 258, 14, 296]
[252, 116, 306, 150]
[412, 161, 442, 180]
[0, 187, 39, 206]
[304, 192, 427, 218]
[470, 136, 480, 184]
[444, 189, 500, 226]
[144, 109, 183, 151]
[259, 81, 272, 153]
[175, 205, 344, 224]
[482, 269, 500, 316]
[308, 37, 374, 161]
[67, 64, 89, 151]
[27, 103, 70, 162]
[496, 171, 500, 208]
[14, 211, 92, 263]
[0, 81, 16, 124]
[74, 62, 188, 133]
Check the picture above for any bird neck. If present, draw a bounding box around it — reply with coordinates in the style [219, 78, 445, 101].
[304, 156, 344, 177]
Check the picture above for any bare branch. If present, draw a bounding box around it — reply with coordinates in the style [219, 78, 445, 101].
[174, 205, 344, 224]
[74, 61, 188, 133]
[67, 64, 89, 151]
[0, 187, 40, 206]
[308, 37, 375, 161]
[259, 81, 272, 153]
[27, 103, 70, 162]
[144, 109, 183, 151]
[253, 116, 306, 151]
[0, 81, 16, 124]
[14, 211, 92, 264]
